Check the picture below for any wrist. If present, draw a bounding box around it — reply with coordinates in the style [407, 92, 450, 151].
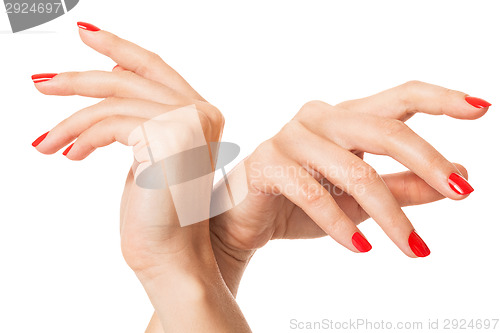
[210, 229, 255, 296]
[138, 261, 217, 302]
[134, 246, 218, 284]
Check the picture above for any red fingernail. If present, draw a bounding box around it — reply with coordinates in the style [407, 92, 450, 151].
[63, 143, 74, 156]
[408, 230, 430, 257]
[32, 132, 49, 147]
[77, 21, 100, 32]
[32, 73, 57, 83]
[352, 232, 372, 253]
[465, 96, 492, 109]
[448, 172, 474, 195]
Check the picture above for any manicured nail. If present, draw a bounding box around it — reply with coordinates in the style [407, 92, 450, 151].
[448, 172, 474, 195]
[32, 73, 57, 83]
[352, 232, 372, 253]
[408, 230, 430, 258]
[77, 21, 100, 32]
[32, 132, 49, 147]
[465, 96, 491, 109]
[63, 143, 74, 156]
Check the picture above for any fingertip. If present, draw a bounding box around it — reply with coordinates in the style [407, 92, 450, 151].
[408, 230, 431, 258]
[454, 96, 491, 120]
[452, 163, 468, 180]
[448, 172, 474, 199]
[62, 143, 74, 157]
[32, 73, 59, 94]
[77, 21, 100, 32]
[112, 64, 126, 73]
[351, 231, 372, 253]
[465, 96, 492, 109]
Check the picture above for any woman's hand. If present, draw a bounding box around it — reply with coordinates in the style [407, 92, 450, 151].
[210, 81, 490, 272]
[32, 22, 250, 333]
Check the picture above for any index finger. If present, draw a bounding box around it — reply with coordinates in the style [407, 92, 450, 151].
[77, 21, 205, 101]
[338, 80, 491, 121]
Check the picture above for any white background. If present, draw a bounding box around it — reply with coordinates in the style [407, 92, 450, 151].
[1, 1, 499, 332]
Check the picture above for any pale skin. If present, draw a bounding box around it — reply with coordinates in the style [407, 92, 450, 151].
[32, 25, 489, 333]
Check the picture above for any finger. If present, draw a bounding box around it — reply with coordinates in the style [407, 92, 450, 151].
[283, 163, 466, 240]
[277, 122, 424, 257]
[335, 166, 466, 223]
[62, 115, 146, 160]
[250, 145, 372, 253]
[32, 70, 190, 105]
[77, 25, 204, 101]
[381, 163, 468, 207]
[337, 80, 491, 121]
[112, 64, 126, 72]
[34, 98, 181, 154]
[300, 104, 474, 200]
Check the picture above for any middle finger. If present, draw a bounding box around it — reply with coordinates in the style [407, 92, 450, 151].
[32, 70, 191, 105]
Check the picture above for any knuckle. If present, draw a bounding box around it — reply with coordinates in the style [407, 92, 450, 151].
[402, 80, 424, 91]
[278, 119, 306, 140]
[301, 184, 326, 207]
[199, 104, 225, 133]
[62, 71, 76, 80]
[299, 100, 327, 114]
[349, 162, 380, 187]
[136, 51, 162, 75]
[399, 80, 424, 108]
[425, 150, 449, 170]
[335, 99, 355, 110]
[381, 119, 410, 137]
[147, 51, 162, 63]
[324, 213, 346, 235]
[106, 114, 127, 123]
[440, 87, 462, 99]
[106, 33, 121, 52]
[255, 139, 279, 158]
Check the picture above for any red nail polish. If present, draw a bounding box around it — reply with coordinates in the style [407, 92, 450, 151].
[408, 231, 430, 257]
[32, 73, 57, 83]
[352, 232, 372, 253]
[465, 96, 492, 108]
[32, 132, 49, 147]
[77, 21, 100, 32]
[63, 143, 74, 156]
[448, 173, 474, 195]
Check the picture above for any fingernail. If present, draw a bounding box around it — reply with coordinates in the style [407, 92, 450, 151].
[32, 132, 49, 147]
[32, 73, 57, 83]
[408, 230, 431, 258]
[63, 143, 74, 156]
[465, 96, 492, 109]
[113, 64, 119, 70]
[77, 21, 100, 32]
[448, 172, 474, 195]
[352, 232, 372, 253]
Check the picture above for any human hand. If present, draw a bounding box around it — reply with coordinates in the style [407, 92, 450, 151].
[210, 81, 490, 269]
[31, 22, 251, 333]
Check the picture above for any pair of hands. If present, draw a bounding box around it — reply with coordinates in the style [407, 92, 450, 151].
[32, 23, 489, 332]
